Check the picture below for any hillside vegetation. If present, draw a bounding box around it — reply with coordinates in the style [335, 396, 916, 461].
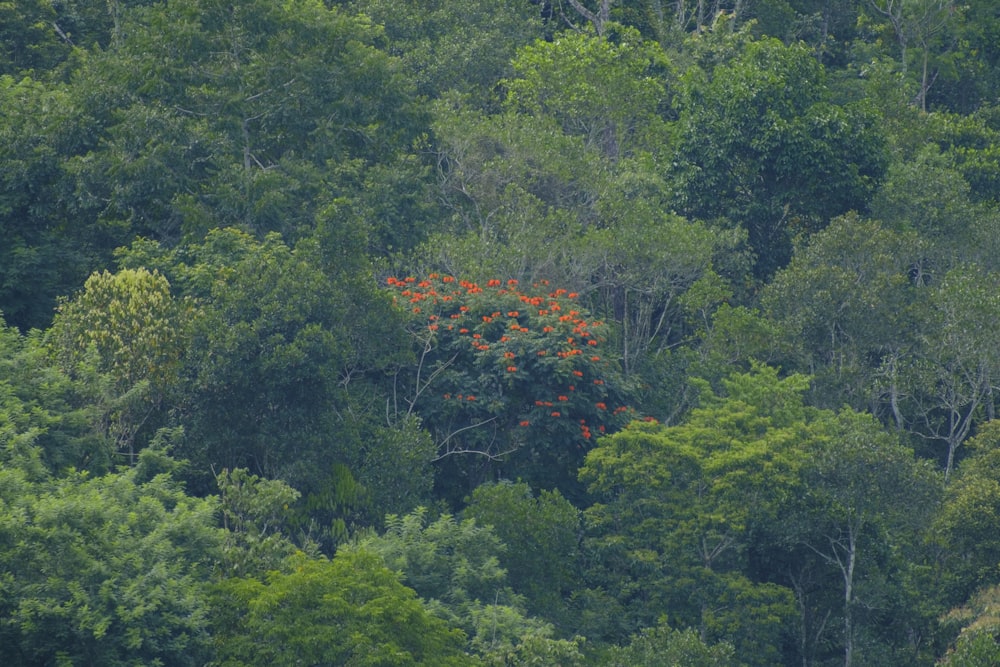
[3, 1, 1000, 664]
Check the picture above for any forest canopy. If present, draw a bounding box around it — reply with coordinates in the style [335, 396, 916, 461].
[2, 0, 1000, 664]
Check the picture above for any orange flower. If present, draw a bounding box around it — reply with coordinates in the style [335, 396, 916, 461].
[507, 366, 518, 372]
[558, 395, 569, 402]
[459, 328, 469, 334]
[442, 275, 455, 283]
[588, 339, 598, 346]
[551, 411, 561, 418]
[507, 279, 518, 286]
[596, 402, 607, 410]
[467, 395, 476, 401]
[487, 279, 502, 287]
[482, 316, 493, 322]
[591, 356, 600, 362]
[507, 311, 519, 317]
[472, 333, 482, 339]
[503, 351, 516, 359]
[543, 326, 554, 333]
[520, 420, 530, 427]
[428, 324, 438, 331]
[537, 350, 547, 356]
[572, 370, 584, 377]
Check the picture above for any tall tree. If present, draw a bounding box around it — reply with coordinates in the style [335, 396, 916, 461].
[670, 32, 888, 279]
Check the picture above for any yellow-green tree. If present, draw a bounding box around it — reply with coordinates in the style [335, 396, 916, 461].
[51, 267, 191, 462]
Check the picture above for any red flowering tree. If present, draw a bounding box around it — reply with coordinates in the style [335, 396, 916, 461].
[385, 274, 636, 499]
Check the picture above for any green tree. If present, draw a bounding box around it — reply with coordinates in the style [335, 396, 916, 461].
[465, 481, 582, 630]
[351, 507, 585, 665]
[0, 446, 222, 666]
[797, 409, 941, 667]
[932, 422, 1000, 607]
[117, 229, 422, 541]
[670, 33, 888, 279]
[349, 0, 543, 103]
[604, 621, 737, 667]
[760, 213, 926, 417]
[0, 316, 109, 473]
[211, 549, 472, 666]
[579, 365, 811, 660]
[49, 267, 191, 463]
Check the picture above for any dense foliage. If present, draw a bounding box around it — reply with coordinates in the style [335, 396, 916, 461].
[3, 0, 1000, 664]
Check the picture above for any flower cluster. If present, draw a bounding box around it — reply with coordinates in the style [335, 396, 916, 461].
[386, 274, 634, 456]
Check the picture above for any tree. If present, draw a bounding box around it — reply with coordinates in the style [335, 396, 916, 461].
[604, 621, 737, 666]
[351, 507, 586, 664]
[864, 0, 962, 111]
[50, 267, 190, 463]
[797, 409, 941, 667]
[760, 213, 926, 417]
[117, 229, 421, 541]
[932, 422, 1000, 607]
[902, 266, 1000, 480]
[0, 446, 222, 666]
[465, 481, 582, 630]
[384, 273, 634, 501]
[670, 33, 888, 279]
[211, 549, 472, 667]
[0, 316, 109, 473]
[578, 365, 811, 660]
[348, 0, 543, 103]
